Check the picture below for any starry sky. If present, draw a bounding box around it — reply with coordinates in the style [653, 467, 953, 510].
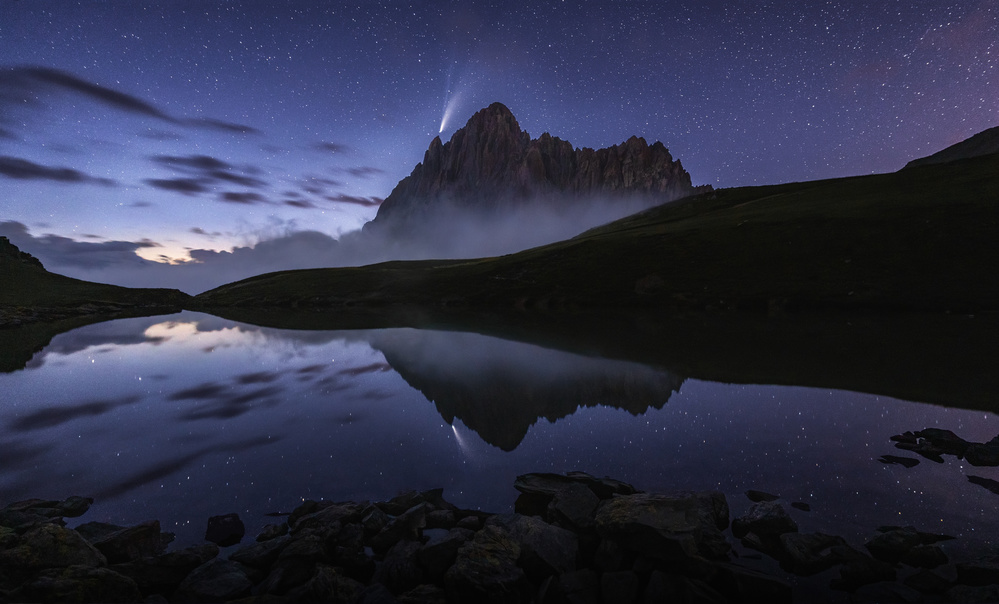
[1, 1, 996, 293]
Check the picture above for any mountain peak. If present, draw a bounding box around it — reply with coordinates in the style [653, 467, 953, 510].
[368, 103, 709, 232]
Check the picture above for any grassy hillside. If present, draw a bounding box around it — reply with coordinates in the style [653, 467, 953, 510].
[0, 241, 191, 327]
[195, 153, 999, 313]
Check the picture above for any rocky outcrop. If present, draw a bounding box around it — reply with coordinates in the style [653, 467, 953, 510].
[904, 125, 999, 169]
[367, 102, 710, 234]
[0, 236, 43, 269]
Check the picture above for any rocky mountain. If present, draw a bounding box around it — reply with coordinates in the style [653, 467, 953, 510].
[905, 125, 999, 168]
[365, 102, 710, 235]
[0, 235, 44, 269]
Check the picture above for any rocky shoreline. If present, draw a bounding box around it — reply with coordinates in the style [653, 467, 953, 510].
[2, 471, 998, 603]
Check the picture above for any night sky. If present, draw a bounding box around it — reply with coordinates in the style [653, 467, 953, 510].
[1, 1, 996, 293]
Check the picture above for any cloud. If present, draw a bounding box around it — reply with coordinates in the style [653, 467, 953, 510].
[144, 177, 207, 195]
[313, 141, 350, 154]
[284, 199, 316, 209]
[345, 166, 384, 178]
[1, 66, 175, 121]
[146, 154, 268, 197]
[219, 191, 266, 204]
[0, 220, 159, 269]
[0, 155, 116, 185]
[324, 194, 383, 207]
[185, 117, 262, 135]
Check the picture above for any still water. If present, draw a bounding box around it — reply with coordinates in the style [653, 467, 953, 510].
[1, 311, 997, 558]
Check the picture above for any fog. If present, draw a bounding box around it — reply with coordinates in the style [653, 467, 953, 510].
[3, 193, 667, 294]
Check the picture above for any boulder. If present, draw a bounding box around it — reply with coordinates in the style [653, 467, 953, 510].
[444, 525, 528, 604]
[373, 539, 424, 595]
[229, 534, 292, 569]
[778, 532, 851, 575]
[284, 564, 364, 603]
[955, 556, 999, 586]
[10, 565, 141, 603]
[0, 523, 106, 571]
[547, 482, 599, 529]
[256, 522, 288, 542]
[745, 489, 780, 502]
[205, 513, 245, 547]
[487, 513, 578, 579]
[731, 501, 797, 541]
[86, 520, 173, 563]
[418, 527, 474, 581]
[173, 557, 255, 602]
[109, 543, 218, 596]
[370, 502, 428, 554]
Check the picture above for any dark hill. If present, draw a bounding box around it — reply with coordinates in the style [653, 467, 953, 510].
[0, 236, 190, 327]
[904, 125, 999, 168]
[195, 151, 999, 314]
[364, 102, 709, 237]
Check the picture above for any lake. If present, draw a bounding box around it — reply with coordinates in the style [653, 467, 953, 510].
[1, 310, 997, 566]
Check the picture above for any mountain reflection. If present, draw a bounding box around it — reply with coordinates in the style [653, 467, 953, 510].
[367, 329, 685, 450]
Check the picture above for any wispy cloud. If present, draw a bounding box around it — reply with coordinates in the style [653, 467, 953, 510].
[0, 155, 116, 186]
[312, 141, 350, 154]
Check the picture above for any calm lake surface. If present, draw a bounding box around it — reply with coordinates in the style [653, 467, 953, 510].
[1, 311, 997, 560]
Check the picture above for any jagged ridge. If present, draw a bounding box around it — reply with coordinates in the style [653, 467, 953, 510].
[368, 102, 709, 230]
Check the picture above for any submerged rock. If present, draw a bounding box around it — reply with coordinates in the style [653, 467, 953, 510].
[205, 513, 245, 547]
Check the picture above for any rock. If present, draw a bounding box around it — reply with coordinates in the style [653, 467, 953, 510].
[901, 544, 948, 568]
[257, 534, 329, 594]
[914, 428, 971, 456]
[830, 554, 896, 591]
[256, 522, 288, 542]
[711, 562, 793, 603]
[109, 543, 218, 596]
[418, 527, 474, 581]
[398, 583, 447, 604]
[455, 515, 481, 531]
[562, 471, 638, 499]
[229, 534, 292, 569]
[746, 489, 780, 502]
[371, 503, 428, 554]
[373, 539, 424, 595]
[444, 525, 528, 604]
[641, 570, 726, 604]
[790, 501, 811, 512]
[487, 513, 578, 579]
[903, 568, 952, 594]
[363, 505, 391, 536]
[547, 482, 599, 529]
[558, 569, 600, 604]
[865, 526, 954, 564]
[86, 520, 173, 563]
[600, 570, 639, 604]
[593, 538, 629, 572]
[851, 581, 922, 603]
[205, 513, 245, 547]
[968, 474, 999, 495]
[10, 565, 142, 603]
[356, 582, 402, 604]
[173, 557, 254, 602]
[955, 556, 999, 586]
[425, 509, 455, 529]
[879, 455, 920, 468]
[284, 564, 364, 603]
[290, 501, 366, 536]
[379, 491, 428, 516]
[0, 496, 93, 530]
[731, 501, 798, 540]
[0, 523, 106, 571]
[947, 584, 999, 603]
[594, 492, 730, 562]
[778, 532, 851, 575]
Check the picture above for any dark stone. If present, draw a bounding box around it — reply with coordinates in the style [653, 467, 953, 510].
[173, 557, 254, 602]
[641, 570, 726, 604]
[455, 515, 481, 531]
[593, 538, 629, 572]
[379, 491, 427, 516]
[356, 582, 402, 604]
[89, 520, 173, 564]
[205, 513, 245, 547]
[110, 543, 218, 596]
[966, 442, 999, 466]
[290, 501, 366, 536]
[11, 565, 142, 603]
[914, 428, 971, 456]
[425, 509, 455, 529]
[830, 554, 896, 591]
[417, 527, 474, 581]
[968, 474, 999, 495]
[0, 496, 93, 526]
[398, 583, 447, 604]
[778, 532, 851, 575]
[731, 501, 798, 540]
[879, 455, 920, 468]
[284, 564, 364, 603]
[559, 569, 600, 604]
[746, 489, 780, 502]
[371, 503, 428, 554]
[0, 523, 106, 570]
[444, 525, 528, 604]
[947, 584, 999, 603]
[547, 482, 599, 529]
[790, 501, 811, 512]
[711, 562, 793, 603]
[903, 568, 952, 594]
[256, 522, 288, 542]
[562, 471, 638, 499]
[258, 534, 328, 594]
[901, 544, 948, 568]
[865, 526, 954, 564]
[229, 534, 292, 569]
[487, 513, 578, 579]
[851, 581, 922, 603]
[373, 539, 424, 595]
[363, 505, 391, 536]
[74, 521, 126, 544]
[601, 570, 639, 604]
[594, 492, 730, 561]
[955, 556, 999, 586]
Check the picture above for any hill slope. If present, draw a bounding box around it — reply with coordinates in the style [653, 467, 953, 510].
[905, 125, 999, 168]
[195, 152, 999, 313]
[0, 237, 190, 326]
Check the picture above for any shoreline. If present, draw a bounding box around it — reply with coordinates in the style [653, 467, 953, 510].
[3, 472, 998, 603]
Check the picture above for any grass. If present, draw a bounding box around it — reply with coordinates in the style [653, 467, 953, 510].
[194, 152, 999, 313]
